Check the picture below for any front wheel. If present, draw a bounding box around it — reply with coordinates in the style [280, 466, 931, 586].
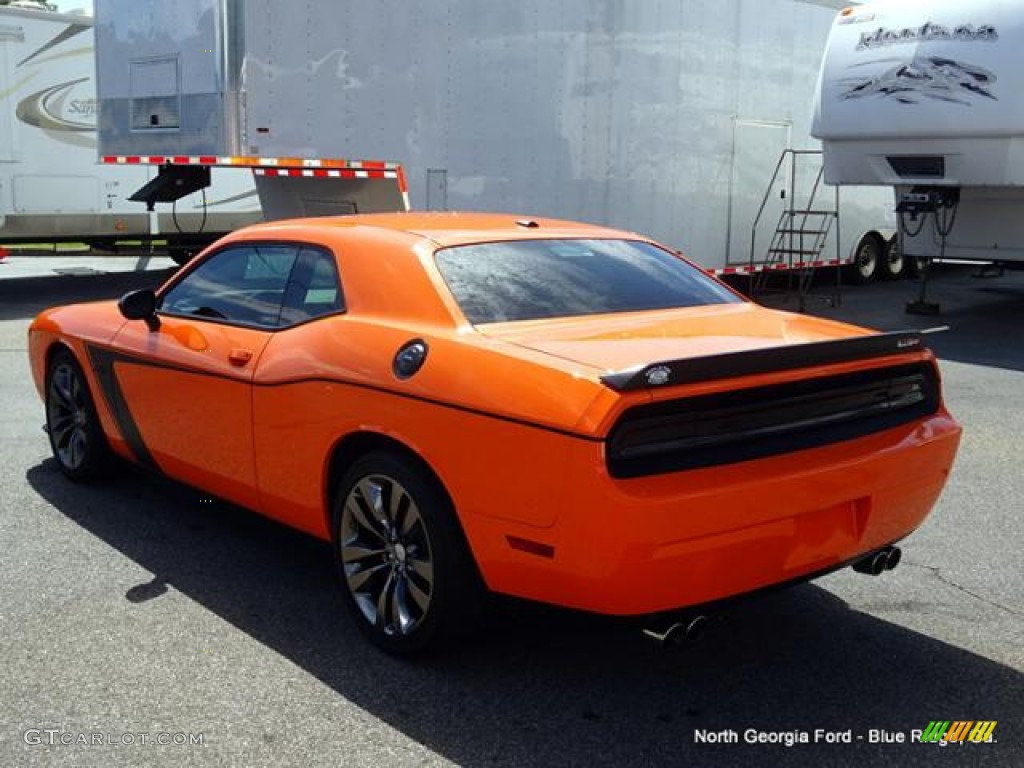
[45, 349, 112, 482]
[847, 235, 882, 284]
[333, 451, 479, 655]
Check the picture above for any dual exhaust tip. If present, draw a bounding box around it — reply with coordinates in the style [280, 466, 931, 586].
[643, 614, 709, 647]
[643, 545, 902, 646]
[852, 545, 902, 576]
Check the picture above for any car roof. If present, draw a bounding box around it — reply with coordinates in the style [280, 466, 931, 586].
[232, 211, 640, 249]
[206, 212, 661, 327]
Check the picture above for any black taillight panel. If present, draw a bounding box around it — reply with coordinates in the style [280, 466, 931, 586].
[606, 363, 940, 478]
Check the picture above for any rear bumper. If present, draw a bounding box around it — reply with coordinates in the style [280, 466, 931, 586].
[471, 411, 961, 615]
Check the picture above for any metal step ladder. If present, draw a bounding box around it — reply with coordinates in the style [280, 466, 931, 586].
[749, 150, 842, 311]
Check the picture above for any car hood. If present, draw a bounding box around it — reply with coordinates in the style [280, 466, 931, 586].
[477, 303, 871, 374]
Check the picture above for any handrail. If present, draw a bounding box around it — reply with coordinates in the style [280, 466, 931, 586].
[748, 149, 828, 272]
[748, 151, 790, 272]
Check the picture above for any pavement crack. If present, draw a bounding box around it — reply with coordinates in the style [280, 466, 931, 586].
[905, 560, 1022, 617]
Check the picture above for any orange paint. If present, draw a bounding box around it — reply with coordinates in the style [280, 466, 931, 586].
[28, 213, 961, 616]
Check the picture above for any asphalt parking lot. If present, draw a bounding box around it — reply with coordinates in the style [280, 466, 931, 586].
[1, 260, 1021, 767]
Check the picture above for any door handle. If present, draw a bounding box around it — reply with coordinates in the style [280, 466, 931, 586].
[228, 348, 254, 366]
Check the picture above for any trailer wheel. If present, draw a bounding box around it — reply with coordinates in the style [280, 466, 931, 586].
[880, 236, 905, 280]
[847, 234, 882, 284]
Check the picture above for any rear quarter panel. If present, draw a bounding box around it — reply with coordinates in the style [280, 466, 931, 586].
[250, 315, 613, 538]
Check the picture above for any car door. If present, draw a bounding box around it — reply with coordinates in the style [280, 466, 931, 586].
[105, 243, 300, 509]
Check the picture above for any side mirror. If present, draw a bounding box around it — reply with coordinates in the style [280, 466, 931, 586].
[118, 289, 160, 331]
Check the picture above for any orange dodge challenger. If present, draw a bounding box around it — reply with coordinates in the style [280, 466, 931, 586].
[29, 212, 961, 654]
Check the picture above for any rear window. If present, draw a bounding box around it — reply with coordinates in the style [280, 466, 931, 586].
[434, 239, 741, 324]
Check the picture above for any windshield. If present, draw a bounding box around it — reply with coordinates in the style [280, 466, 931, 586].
[434, 239, 741, 324]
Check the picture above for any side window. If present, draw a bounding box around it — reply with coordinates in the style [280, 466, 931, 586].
[278, 246, 345, 326]
[160, 244, 298, 327]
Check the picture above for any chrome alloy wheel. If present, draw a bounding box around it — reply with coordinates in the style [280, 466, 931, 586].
[47, 360, 91, 472]
[340, 475, 435, 638]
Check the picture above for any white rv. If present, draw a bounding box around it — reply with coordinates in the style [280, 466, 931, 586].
[93, 0, 900, 284]
[814, 0, 1024, 272]
[0, 2, 260, 258]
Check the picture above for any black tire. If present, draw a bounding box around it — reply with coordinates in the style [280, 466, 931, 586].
[846, 234, 882, 284]
[45, 349, 112, 482]
[880, 236, 906, 281]
[332, 451, 479, 655]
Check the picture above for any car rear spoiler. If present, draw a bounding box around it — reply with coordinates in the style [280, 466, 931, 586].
[599, 330, 929, 392]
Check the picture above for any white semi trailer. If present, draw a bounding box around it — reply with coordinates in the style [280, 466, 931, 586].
[813, 0, 1024, 309]
[0, 2, 261, 258]
[93, 0, 900, 285]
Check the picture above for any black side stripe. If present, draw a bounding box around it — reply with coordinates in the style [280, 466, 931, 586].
[83, 343, 602, 445]
[85, 345, 159, 470]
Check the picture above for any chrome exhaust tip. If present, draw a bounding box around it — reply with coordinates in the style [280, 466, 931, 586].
[852, 550, 888, 576]
[852, 546, 901, 576]
[682, 614, 709, 643]
[884, 546, 902, 571]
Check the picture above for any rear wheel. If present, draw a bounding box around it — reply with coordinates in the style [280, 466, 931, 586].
[333, 451, 478, 655]
[45, 349, 112, 482]
[880, 236, 905, 280]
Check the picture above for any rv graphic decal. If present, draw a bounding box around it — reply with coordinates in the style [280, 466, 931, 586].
[8, 22, 98, 145]
[840, 57, 997, 105]
[857, 22, 998, 51]
[15, 21, 88, 66]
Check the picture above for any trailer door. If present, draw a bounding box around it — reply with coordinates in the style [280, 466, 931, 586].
[727, 120, 791, 267]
